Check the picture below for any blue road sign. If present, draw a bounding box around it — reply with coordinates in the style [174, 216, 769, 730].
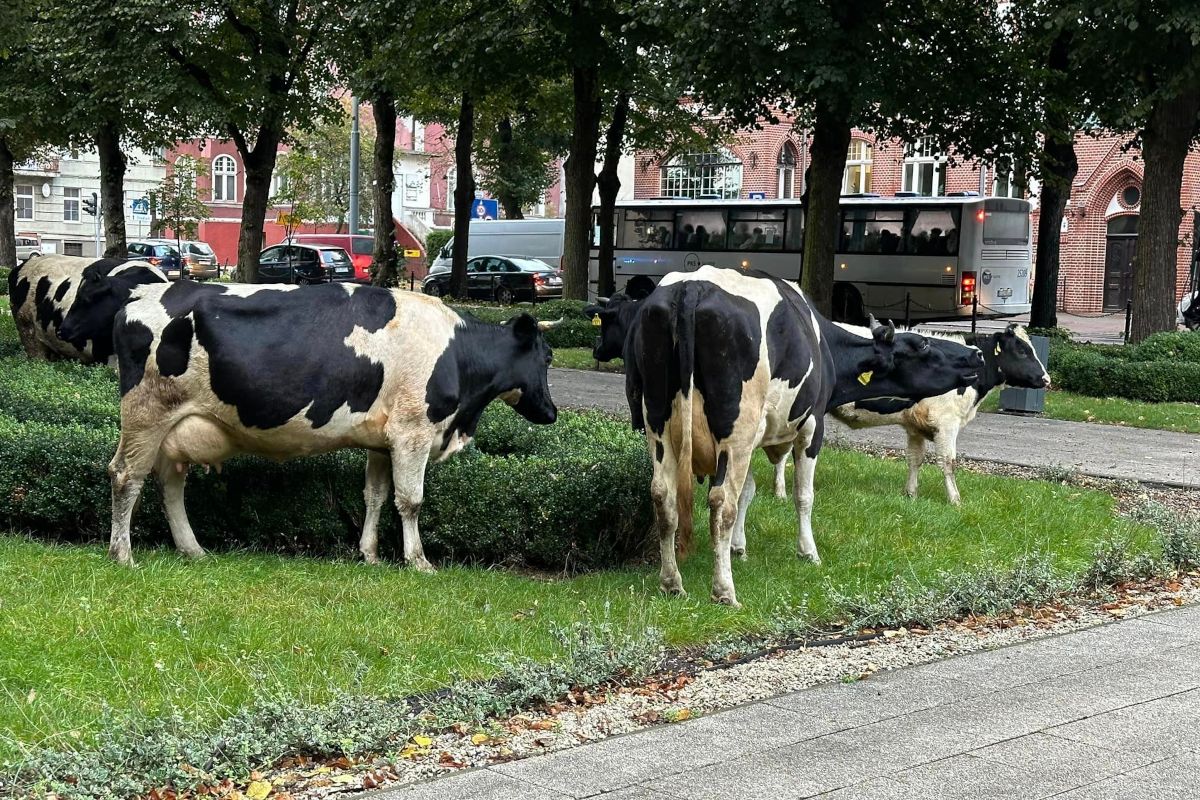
[471, 198, 499, 220]
[130, 198, 150, 216]
[748, 191, 766, 200]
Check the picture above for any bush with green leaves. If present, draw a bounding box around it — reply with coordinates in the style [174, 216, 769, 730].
[0, 266, 10, 295]
[425, 230, 453, 267]
[1131, 331, 1200, 363]
[0, 345, 652, 569]
[1051, 345, 1200, 402]
[449, 300, 596, 349]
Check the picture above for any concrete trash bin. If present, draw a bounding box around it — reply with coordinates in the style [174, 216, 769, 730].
[998, 334, 1050, 413]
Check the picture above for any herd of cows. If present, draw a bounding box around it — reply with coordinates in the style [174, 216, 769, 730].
[8, 254, 1049, 607]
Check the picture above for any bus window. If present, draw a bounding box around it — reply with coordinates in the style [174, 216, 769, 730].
[728, 209, 785, 251]
[839, 208, 904, 254]
[907, 207, 961, 255]
[785, 208, 804, 251]
[674, 209, 727, 249]
[982, 210, 1029, 245]
[620, 209, 674, 249]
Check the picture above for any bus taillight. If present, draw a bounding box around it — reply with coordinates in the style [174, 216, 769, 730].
[961, 272, 977, 305]
[976, 209, 986, 223]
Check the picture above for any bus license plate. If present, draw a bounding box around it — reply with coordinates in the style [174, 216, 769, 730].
[998, 288, 1013, 299]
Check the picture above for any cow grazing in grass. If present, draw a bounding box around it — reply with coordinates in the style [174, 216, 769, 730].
[7, 254, 164, 363]
[624, 266, 983, 606]
[108, 280, 559, 568]
[816, 323, 1050, 505]
[57, 261, 171, 365]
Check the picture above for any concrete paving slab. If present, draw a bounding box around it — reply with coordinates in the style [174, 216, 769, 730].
[1047, 689, 1200, 760]
[389, 768, 570, 800]
[885, 753, 1078, 800]
[1051, 773, 1197, 800]
[766, 668, 990, 727]
[970, 732, 1154, 788]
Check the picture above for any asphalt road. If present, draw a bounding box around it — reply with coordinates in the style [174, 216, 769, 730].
[548, 367, 1200, 489]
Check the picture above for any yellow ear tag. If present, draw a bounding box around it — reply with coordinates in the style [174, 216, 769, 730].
[591, 316, 602, 327]
[857, 371, 873, 385]
[994, 343, 1002, 356]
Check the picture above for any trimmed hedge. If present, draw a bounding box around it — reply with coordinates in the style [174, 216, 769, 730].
[0, 266, 10, 295]
[450, 299, 596, 349]
[0, 347, 652, 570]
[425, 230, 452, 267]
[1045, 331, 1200, 403]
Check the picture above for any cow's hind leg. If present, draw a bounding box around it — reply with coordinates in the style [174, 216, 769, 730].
[155, 452, 205, 559]
[934, 427, 962, 506]
[108, 435, 158, 566]
[708, 450, 752, 608]
[729, 473, 755, 560]
[649, 433, 685, 596]
[904, 429, 926, 499]
[793, 416, 823, 564]
[360, 451, 393, 564]
[773, 454, 788, 499]
[390, 445, 435, 573]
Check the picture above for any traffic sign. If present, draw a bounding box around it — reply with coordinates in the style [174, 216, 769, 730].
[748, 191, 766, 200]
[130, 197, 150, 217]
[403, 248, 422, 258]
[471, 199, 498, 220]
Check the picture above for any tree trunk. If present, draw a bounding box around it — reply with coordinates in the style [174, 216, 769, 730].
[371, 93, 399, 287]
[562, 66, 602, 300]
[1030, 30, 1076, 331]
[596, 91, 629, 298]
[95, 121, 128, 258]
[236, 129, 283, 284]
[0, 137, 15, 269]
[800, 98, 851, 316]
[1129, 86, 1200, 342]
[450, 93, 476, 299]
[495, 116, 524, 220]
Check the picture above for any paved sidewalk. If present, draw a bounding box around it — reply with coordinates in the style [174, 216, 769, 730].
[369, 605, 1200, 799]
[548, 369, 1200, 489]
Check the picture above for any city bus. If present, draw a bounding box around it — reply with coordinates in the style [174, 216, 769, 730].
[588, 194, 1033, 322]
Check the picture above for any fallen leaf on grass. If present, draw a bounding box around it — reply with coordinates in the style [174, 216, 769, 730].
[245, 780, 271, 800]
[470, 733, 490, 745]
[412, 734, 433, 747]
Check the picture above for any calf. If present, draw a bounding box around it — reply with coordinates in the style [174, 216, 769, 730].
[108, 280, 558, 567]
[628, 266, 982, 606]
[817, 323, 1050, 505]
[7, 254, 161, 363]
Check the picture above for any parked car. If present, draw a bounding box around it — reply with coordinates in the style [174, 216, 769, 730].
[429, 219, 564, 274]
[422, 255, 563, 303]
[287, 234, 373, 282]
[179, 240, 219, 280]
[126, 240, 184, 279]
[15, 234, 41, 262]
[256, 243, 356, 284]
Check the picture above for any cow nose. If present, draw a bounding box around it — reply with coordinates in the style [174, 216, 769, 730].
[1042, 374, 1052, 389]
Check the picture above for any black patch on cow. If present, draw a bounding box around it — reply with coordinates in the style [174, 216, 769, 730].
[713, 451, 729, 486]
[855, 397, 918, 415]
[193, 284, 395, 429]
[162, 279, 227, 318]
[10, 275, 30, 314]
[33, 277, 65, 333]
[691, 288, 760, 442]
[116, 318, 154, 396]
[53, 279, 71, 302]
[655, 440, 664, 462]
[157, 316, 193, 377]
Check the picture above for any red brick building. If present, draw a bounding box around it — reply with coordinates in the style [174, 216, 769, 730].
[632, 123, 1200, 314]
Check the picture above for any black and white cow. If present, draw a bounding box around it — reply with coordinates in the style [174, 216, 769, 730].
[57, 261, 172, 365]
[107, 280, 559, 567]
[819, 323, 1050, 505]
[626, 266, 983, 606]
[7, 254, 164, 363]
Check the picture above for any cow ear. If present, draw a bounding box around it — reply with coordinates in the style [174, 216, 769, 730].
[509, 313, 539, 347]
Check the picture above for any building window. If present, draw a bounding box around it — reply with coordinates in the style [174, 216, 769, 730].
[843, 140, 873, 194]
[212, 154, 237, 203]
[15, 184, 33, 220]
[64, 241, 83, 256]
[992, 158, 1024, 198]
[63, 187, 80, 221]
[902, 136, 945, 197]
[445, 168, 456, 210]
[660, 149, 743, 199]
[270, 170, 289, 200]
[777, 142, 798, 199]
[1121, 185, 1140, 207]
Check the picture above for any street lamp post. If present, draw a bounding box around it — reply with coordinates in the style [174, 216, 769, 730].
[349, 96, 361, 235]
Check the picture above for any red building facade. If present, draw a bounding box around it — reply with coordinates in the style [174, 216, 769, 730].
[632, 123, 1200, 314]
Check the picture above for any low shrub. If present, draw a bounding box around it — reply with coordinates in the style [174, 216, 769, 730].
[1052, 346, 1200, 402]
[450, 301, 596, 349]
[0, 351, 651, 569]
[1131, 330, 1200, 363]
[425, 229, 452, 267]
[0, 309, 21, 359]
[0, 266, 9, 295]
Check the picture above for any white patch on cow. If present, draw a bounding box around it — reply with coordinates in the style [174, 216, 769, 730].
[10, 254, 96, 360]
[342, 283, 358, 296]
[108, 260, 164, 281]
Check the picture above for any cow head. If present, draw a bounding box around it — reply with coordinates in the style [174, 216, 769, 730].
[501, 313, 558, 424]
[847, 315, 984, 403]
[584, 292, 642, 362]
[58, 262, 168, 359]
[992, 324, 1051, 389]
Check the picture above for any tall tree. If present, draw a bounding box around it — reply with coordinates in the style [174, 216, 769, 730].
[475, 89, 570, 220]
[152, 155, 211, 244]
[158, 1, 341, 282]
[275, 110, 375, 234]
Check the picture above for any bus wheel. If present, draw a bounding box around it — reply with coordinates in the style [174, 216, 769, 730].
[833, 285, 867, 326]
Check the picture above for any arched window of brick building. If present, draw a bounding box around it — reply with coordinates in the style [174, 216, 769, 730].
[902, 137, 945, 197]
[843, 140, 873, 194]
[212, 154, 237, 203]
[660, 149, 742, 199]
[777, 142, 799, 199]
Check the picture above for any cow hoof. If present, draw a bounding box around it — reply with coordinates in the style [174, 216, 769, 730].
[948, 496, 962, 507]
[711, 592, 741, 608]
[361, 553, 380, 565]
[798, 552, 822, 565]
[178, 547, 206, 560]
[109, 549, 136, 567]
[731, 547, 747, 561]
[409, 558, 437, 574]
[659, 580, 687, 597]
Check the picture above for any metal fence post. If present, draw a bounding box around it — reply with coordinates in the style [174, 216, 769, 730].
[971, 295, 978, 335]
[410, 273, 415, 291]
[1124, 299, 1132, 343]
[904, 292, 911, 330]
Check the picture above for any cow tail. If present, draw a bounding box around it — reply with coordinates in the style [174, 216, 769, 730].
[674, 283, 698, 558]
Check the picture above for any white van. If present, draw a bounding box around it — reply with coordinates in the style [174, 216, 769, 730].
[430, 218, 565, 274]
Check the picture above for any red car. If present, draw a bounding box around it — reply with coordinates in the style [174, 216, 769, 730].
[286, 234, 373, 282]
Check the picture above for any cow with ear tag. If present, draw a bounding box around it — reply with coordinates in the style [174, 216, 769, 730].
[107, 281, 559, 568]
[57, 261, 171, 366]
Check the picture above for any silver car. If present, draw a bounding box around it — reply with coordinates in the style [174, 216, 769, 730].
[180, 240, 219, 280]
[16, 235, 40, 262]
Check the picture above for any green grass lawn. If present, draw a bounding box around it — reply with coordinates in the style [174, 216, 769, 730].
[552, 347, 1200, 435]
[980, 390, 1200, 434]
[0, 448, 1153, 765]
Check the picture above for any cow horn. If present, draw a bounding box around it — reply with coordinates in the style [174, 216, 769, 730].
[537, 317, 564, 331]
[597, 296, 611, 304]
[867, 313, 880, 330]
